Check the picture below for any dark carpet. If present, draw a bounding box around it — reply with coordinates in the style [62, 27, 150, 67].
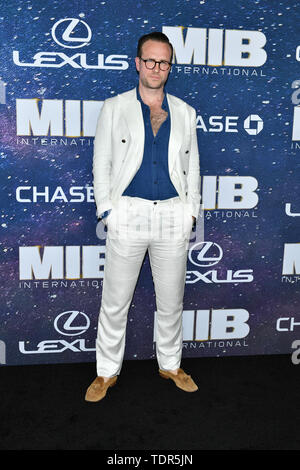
[0, 354, 299, 451]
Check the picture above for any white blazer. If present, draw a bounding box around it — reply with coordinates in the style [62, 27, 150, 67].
[93, 87, 200, 219]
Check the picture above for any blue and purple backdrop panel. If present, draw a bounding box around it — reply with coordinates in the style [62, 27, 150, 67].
[1, 0, 300, 366]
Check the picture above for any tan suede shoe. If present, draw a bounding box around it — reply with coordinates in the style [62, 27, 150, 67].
[159, 368, 198, 392]
[85, 376, 118, 402]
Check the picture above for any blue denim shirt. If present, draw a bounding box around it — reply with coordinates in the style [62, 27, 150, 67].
[122, 86, 178, 200]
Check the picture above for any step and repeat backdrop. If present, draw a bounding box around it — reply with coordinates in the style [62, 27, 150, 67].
[1, 0, 300, 366]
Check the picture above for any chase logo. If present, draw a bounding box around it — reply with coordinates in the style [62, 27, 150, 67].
[51, 18, 92, 49]
[244, 114, 264, 135]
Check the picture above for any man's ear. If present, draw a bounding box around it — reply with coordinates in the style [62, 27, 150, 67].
[135, 56, 140, 72]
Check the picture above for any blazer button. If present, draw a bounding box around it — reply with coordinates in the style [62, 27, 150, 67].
[122, 139, 126, 143]
[183, 171, 186, 175]
[185, 150, 189, 154]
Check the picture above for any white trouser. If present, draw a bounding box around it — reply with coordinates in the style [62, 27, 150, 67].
[96, 196, 193, 377]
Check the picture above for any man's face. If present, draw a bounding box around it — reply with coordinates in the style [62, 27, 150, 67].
[135, 39, 172, 90]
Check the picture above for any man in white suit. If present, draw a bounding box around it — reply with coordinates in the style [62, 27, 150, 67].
[85, 32, 201, 402]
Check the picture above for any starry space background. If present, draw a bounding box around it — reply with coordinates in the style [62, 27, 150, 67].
[0, 0, 300, 365]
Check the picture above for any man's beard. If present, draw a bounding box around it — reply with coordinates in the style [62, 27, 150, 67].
[140, 74, 167, 90]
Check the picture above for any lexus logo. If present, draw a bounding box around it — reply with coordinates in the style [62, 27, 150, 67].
[54, 311, 90, 336]
[189, 242, 223, 267]
[51, 18, 92, 49]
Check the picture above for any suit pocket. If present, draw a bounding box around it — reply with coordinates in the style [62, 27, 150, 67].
[184, 209, 194, 235]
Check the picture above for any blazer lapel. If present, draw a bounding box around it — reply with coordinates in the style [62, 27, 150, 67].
[119, 88, 145, 170]
[167, 93, 185, 175]
[118, 88, 184, 176]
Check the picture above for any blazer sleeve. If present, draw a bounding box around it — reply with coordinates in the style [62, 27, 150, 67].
[92, 99, 114, 218]
[187, 106, 201, 219]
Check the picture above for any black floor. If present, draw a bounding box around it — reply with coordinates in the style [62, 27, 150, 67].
[1, 354, 300, 451]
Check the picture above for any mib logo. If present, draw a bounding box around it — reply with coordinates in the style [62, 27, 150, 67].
[19, 245, 106, 280]
[162, 26, 267, 67]
[16, 98, 104, 137]
[282, 243, 300, 275]
[154, 308, 250, 341]
[13, 17, 129, 70]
